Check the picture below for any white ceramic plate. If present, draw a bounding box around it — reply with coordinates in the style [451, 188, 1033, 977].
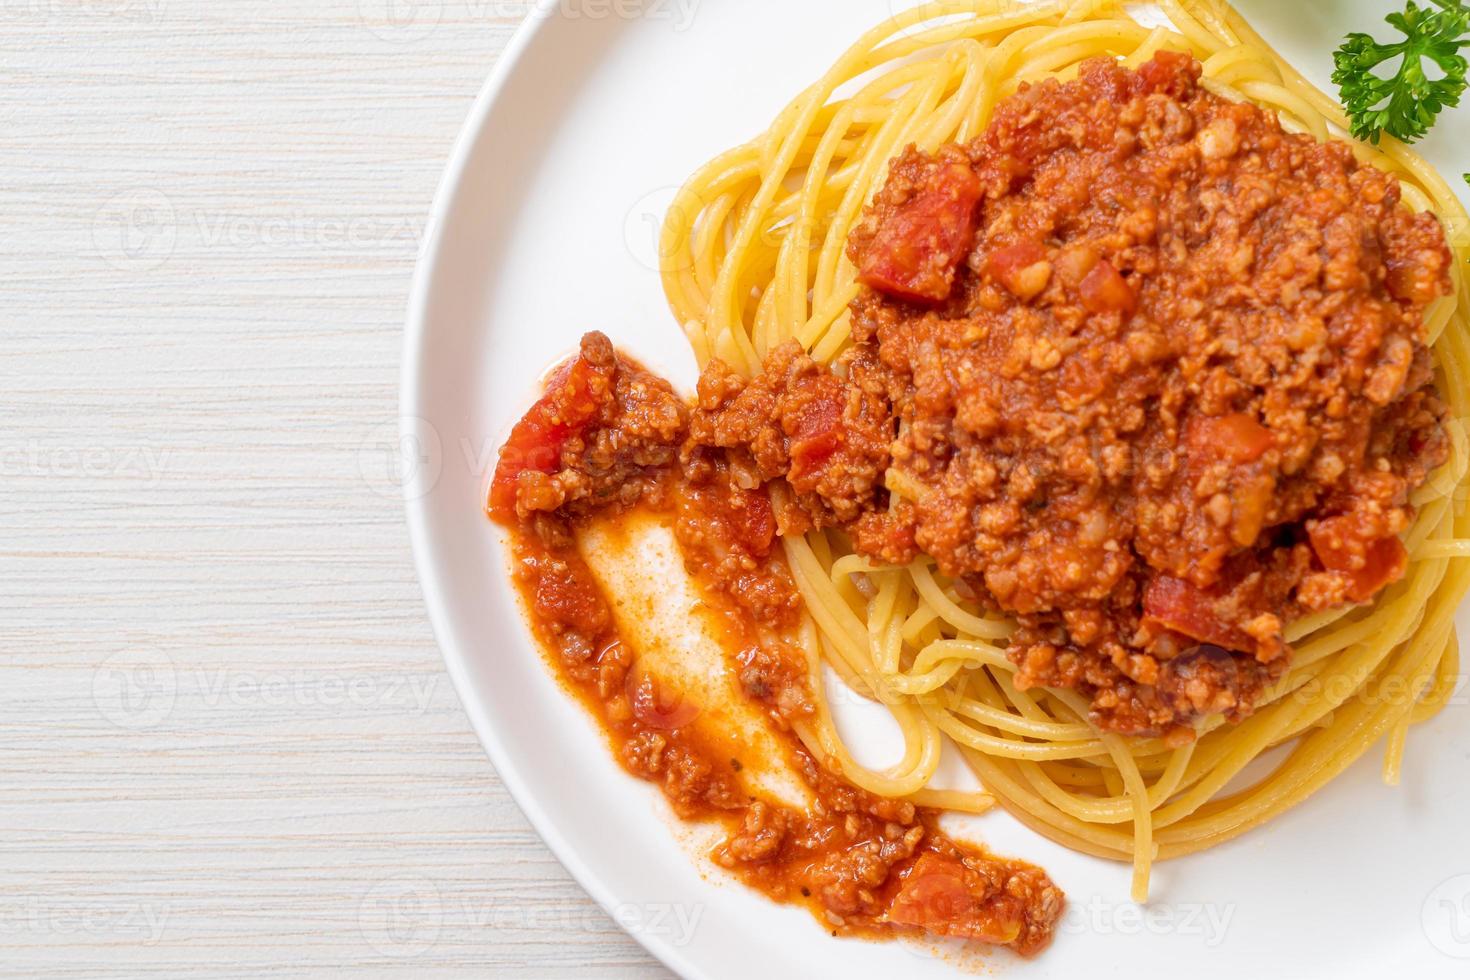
[402, 2, 1470, 976]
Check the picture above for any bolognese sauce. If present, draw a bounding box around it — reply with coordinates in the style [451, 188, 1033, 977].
[492, 334, 1063, 955]
[832, 52, 1452, 736]
[489, 50, 1453, 948]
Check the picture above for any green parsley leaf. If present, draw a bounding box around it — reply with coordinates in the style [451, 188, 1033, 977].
[1332, 0, 1469, 143]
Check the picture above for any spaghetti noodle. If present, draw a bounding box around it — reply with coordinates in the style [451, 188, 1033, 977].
[658, 0, 1470, 901]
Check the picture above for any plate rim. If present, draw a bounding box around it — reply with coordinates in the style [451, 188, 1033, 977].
[398, 14, 705, 979]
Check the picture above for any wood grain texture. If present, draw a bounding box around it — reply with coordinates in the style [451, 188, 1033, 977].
[0, 2, 671, 975]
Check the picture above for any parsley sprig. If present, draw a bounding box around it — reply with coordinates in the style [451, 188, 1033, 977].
[1332, 0, 1469, 144]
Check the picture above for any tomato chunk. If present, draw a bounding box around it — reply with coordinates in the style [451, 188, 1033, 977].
[986, 240, 1052, 300]
[858, 160, 984, 304]
[1078, 259, 1136, 315]
[1136, 50, 1197, 98]
[1189, 412, 1274, 465]
[1308, 516, 1408, 603]
[787, 387, 845, 483]
[887, 853, 1023, 945]
[722, 487, 777, 558]
[1143, 575, 1247, 650]
[488, 352, 609, 519]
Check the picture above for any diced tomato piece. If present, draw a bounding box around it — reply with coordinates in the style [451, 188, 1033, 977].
[787, 388, 845, 483]
[887, 854, 1022, 945]
[1078, 260, 1136, 315]
[1143, 575, 1247, 650]
[1308, 516, 1408, 603]
[1308, 516, 1372, 574]
[1349, 537, 1408, 602]
[1136, 50, 1197, 98]
[1189, 412, 1274, 465]
[986, 240, 1052, 300]
[724, 488, 776, 558]
[858, 161, 984, 304]
[488, 352, 608, 519]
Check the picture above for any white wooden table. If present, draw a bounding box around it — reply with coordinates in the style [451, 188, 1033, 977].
[0, 2, 670, 975]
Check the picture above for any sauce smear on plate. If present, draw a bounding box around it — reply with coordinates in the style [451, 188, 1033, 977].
[493, 333, 1063, 955]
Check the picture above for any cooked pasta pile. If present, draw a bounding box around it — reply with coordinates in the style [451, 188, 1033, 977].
[659, 0, 1470, 900]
